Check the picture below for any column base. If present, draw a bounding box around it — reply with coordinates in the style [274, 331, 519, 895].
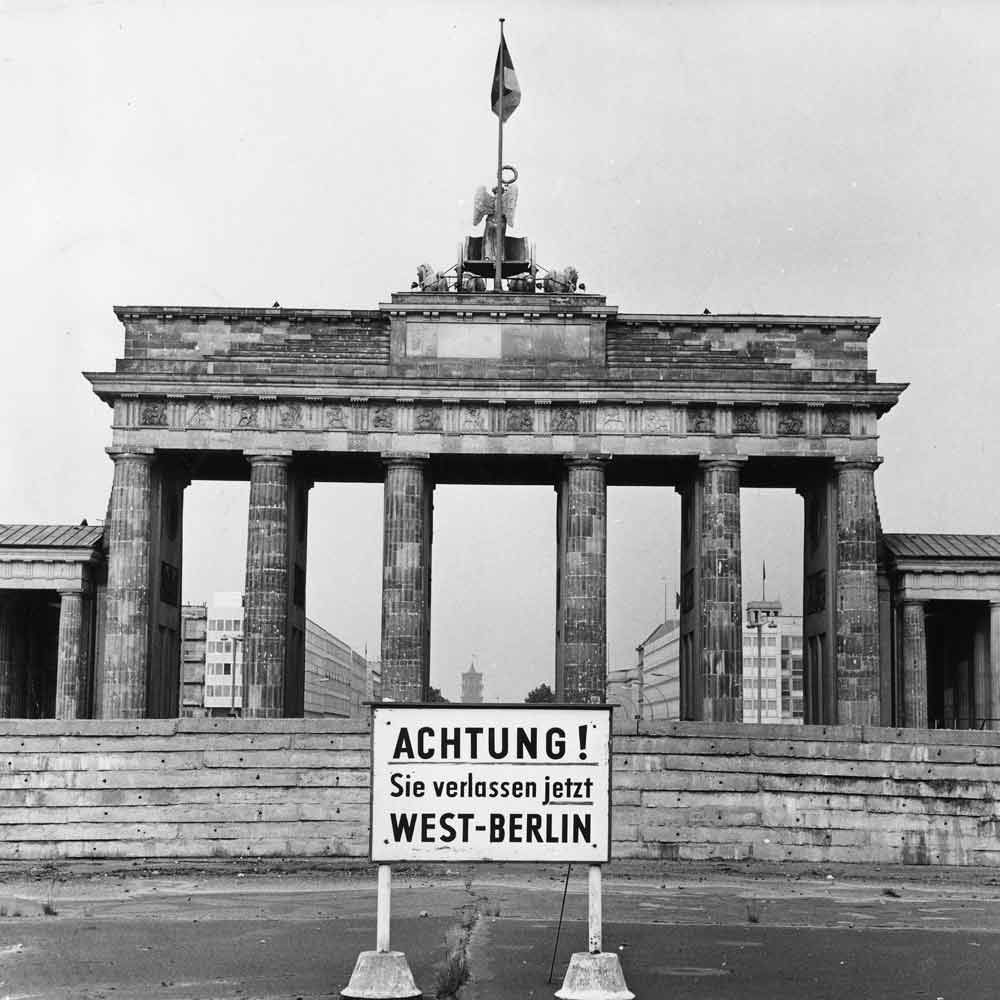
[555, 952, 635, 1000]
[340, 950, 421, 999]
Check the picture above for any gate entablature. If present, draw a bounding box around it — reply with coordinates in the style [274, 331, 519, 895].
[89, 301, 904, 465]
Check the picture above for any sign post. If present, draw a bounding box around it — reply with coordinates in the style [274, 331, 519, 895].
[341, 704, 631, 999]
[341, 858, 421, 999]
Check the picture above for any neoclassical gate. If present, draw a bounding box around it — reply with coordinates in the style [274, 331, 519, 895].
[86, 290, 904, 723]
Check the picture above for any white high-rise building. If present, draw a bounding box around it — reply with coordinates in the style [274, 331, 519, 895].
[742, 611, 804, 725]
[204, 592, 245, 713]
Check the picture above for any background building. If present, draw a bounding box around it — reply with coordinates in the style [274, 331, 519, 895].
[609, 610, 803, 731]
[180, 603, 207, 717]
[608, 620, 680, 730]
[304, 621, 369, 718]
[461, 662, 484, 703]
[204, 592, 245, 715]
[742, 608, 804, 725]
[181, 592, 375, 718]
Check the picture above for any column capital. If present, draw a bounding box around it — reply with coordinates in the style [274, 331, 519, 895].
[698, 454, 748, 470]
[990, 599, 1000, 610]
[834, 456, 883, 472]
[901, 598, 927, 609]
[106, 447, 154, 462]
[562, 454, 610, 469]
[245, 450, 293, 466]
[382, 452, 431, 469]
[57, 587, 85, 598]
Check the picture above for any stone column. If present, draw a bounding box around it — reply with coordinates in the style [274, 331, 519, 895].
[900, 600, 928, 729]
[100, 449, 153, 718]
[55, 590, 91, 720]
[834, 459, 881, 725]
[381, 457, 433, 703]
[973, 615, 989, 730]
[990, 601, 1000, 732]
[243, 453, 292, 718]
[0, 598, 14, 718]
[699, 458, 744, 722]
[556, 457, 607, 703]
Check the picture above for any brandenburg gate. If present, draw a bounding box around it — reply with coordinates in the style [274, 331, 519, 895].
[85, 288, 905, 724]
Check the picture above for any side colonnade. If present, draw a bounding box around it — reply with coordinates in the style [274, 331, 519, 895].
[89, 447, 890, 725]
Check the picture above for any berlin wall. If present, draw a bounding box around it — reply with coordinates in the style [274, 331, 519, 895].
[2, 718, 999, 866]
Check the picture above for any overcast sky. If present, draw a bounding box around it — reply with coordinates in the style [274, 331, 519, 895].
[2, 1, 998, 701]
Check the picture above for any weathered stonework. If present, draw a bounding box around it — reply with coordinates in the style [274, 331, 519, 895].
[991, 602, 1000, 730]
[698, 459, 744, 722]
[835, 460, 881, 725]
[0, 600, 15, 717]
[100, 450, 153, 719]
[556, 458, 607, 703]
[901, 601, 928, 728]
[243, 455, 292, 718]
[381, 458, 432, 702]
[55, 590, 91, 720]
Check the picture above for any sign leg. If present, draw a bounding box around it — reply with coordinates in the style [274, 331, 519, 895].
[341, 864, 420, 999]
[588, 865, 602, 954]
[555, 865, 634, 1000]
[376, 864, 391, 952]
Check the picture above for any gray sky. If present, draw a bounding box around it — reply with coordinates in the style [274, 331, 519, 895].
[2, 1, 998, 701]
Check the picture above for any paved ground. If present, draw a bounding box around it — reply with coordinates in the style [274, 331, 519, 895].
[2, 859, 1000, 998]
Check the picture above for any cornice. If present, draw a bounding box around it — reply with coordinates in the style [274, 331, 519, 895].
[113, 305, 383, 323]
[83, 371, 907, 407]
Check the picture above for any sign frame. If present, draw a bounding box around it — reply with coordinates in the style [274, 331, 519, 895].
[368, 702, 613, 865]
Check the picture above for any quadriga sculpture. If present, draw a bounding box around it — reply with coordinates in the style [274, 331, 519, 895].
[416, 263, 449, 292]
[507, 274, 536, 293]
[542, 267, 579, 293]
[460, 272, 487, 292]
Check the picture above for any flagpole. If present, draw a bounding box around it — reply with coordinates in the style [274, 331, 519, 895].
[494, 18, 505, 292]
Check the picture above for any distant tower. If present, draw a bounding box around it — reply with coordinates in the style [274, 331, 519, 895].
[461, 662, 484, 704]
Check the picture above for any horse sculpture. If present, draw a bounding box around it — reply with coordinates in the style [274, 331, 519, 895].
[460, 272, 487, 292]
[507, 274, 536, 293]
[416, 263, 449, 292]
[542, 267, 579, 293]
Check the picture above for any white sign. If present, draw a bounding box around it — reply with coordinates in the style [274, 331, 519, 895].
[370, 705, 612, 863]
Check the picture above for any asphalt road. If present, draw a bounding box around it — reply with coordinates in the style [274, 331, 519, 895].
[1, 861, 999, 999]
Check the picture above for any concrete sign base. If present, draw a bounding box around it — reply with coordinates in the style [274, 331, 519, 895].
[555, 951, 635, 1000]
[340, 950, 421, 999]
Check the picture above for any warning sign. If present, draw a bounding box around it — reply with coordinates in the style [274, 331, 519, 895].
[370, 704, 612, 863]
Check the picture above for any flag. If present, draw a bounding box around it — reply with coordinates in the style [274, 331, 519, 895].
[491, 34, 521, 122]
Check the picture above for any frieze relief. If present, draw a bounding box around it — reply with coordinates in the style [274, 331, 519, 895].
[140, 402, 167, 427]
[733, 407, 760, 434]
[278, 403, 304, 429]
[506, 406, 533, 432]
[118, 395, 858, 448]
[599, 407, 626, 433]
[777, 410, 805, 435]
[372, 406, 395, 430]
[187, 401, 215, 428]
[687, 407, 715, 434]
[643, 407, 673, 433]
[324, 404, 349, 429]
[551, 407, 578, 433]
[822, 410, 851, 435]
[461, 406, 486, 431]
[415, 405, 442, 431]
[236, 403, 258, 428]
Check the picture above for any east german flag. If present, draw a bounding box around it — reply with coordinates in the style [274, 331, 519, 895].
[491, 35, 521, 122]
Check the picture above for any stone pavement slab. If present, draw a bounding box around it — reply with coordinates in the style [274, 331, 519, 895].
[1, 861, 999, 998]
